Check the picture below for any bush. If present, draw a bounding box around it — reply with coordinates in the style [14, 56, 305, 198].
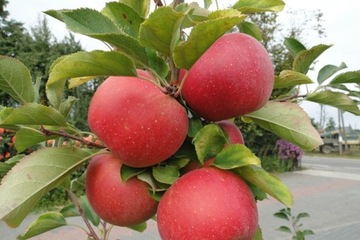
[275, 139, 303, 171]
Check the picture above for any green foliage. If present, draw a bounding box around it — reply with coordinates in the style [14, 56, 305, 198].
[17, 212, 67, 240]
[0, 56, 34, 104]
[0, 0, 358, 239]
[246, 102, 323, 151]
[0, 147, 100, 227]
[274, 208, 315, 240]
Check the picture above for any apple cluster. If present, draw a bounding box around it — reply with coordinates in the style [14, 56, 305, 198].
[85, 33, 274, 239]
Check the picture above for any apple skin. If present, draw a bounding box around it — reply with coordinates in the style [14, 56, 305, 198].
[181, 32, 274, 121]
[85, 153, 158, 226]
[88, 70, 188, 168]
[217, 120, 244, 144]
[157, 167, 258, 240]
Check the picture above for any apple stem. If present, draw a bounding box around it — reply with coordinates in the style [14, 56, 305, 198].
[173, 70, 189, 97]
[154, 0, 163, 7]
[273, 93, 307, 102]
[40, 125, 106, 149]
[214, 0, 219, 10]
[67, 190, 101, 240]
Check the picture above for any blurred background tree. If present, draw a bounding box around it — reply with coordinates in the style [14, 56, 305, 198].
[0, 0, 97, 130]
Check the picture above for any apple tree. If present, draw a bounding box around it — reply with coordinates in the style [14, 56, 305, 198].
[0, 0, 359, 239]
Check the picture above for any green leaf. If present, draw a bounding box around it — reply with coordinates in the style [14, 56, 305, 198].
[274, 70, 313, 89]
[90, 34, 149, 66]
[246, 102, 323, 150]
[79, 195, 100, 227]
[145, 48, 169, 78]
[296, 212, 310, 219]
[174, 9, 246, 70]
[46, 50, 136, 109]
[174, 139, 198, 162]
[0, 147, 100, 227]
[212, 144, 261, 169]
[235, 165, 293, 207]
[43, 10, 64, 22]
[139, 7, 184, 56]
[232, 0, 285, 13]
[59, 204, 80, 218]
[204, 0, 212, 9]
[59, 96, 77, 119]
[277, 226, 292, 233]
[273, 212, 290, 220]
[102, 2, 144, 38]
[14, 128, 57, 153]
[137, 170, 157, 194]
[284, 38, 306, 58]
[237, 21, 263, 41]
[152, 165, 179, 185]
[247, 182, 267, 201]
[0, 162, 12, 177]
[192, 124, 228, 164]
[0, 103, 67, 126]
[17, 212, 67, 240]
[306, 90, 360, 116]
[120, 0, 150, 18]
[329, 70, 360, 85]
[176, 2, 210, 28]
[55, 8, 120, 35]
[70, 171, 86, 193]
[167, 157, 190, 169]
[0, 155, 23, 177]
[121, 165, 146, 182]
[127, 221, 147, 232]
[188, 117, 203, 138]
[317, 62, 347, 84]
[0, 56, 34, 104]
[293, 44, 332, 74]
[254, 226, 264, 240]
[303, 229, 315, 235]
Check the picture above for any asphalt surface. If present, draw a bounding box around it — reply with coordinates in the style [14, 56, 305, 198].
[1, 155, 359, 240]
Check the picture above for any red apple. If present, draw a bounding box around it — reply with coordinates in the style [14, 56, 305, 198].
[180, 32, 274, 121]
[157, 167, 258, 240]
[217, 120, 244, 144]
[85, 153, 158, 226]
[88, 70, 188, 167]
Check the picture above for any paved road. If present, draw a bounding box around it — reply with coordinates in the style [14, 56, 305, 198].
[258, 155, 360, 240]
[1, 155, 359, 240]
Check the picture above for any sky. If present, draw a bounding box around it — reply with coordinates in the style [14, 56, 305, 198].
[6, 0, 360, 129]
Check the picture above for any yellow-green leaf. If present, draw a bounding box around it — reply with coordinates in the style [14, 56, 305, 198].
[46, 50, 136, 109]
[0, 147, 100, 227]
[235, 165, 293, 207]
[17, 212, 67, 240]
[0, 56, 34, 104]
[274, 70, 313, 89]
[246, 102, 323, 150]
[232, 0, 285, 13]
[174, 9, 246, 69]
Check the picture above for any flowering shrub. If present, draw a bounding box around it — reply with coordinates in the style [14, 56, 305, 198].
[275, 139, 303, 170]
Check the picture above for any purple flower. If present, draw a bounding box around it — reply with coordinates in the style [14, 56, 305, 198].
[275, 139, 303, 161]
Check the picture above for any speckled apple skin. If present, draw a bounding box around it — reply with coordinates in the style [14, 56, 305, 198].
[181, 33, 274, 121]
[85, 153, 158, 226]
[157, 167, 258, 240]
[88, 70, 188, 168]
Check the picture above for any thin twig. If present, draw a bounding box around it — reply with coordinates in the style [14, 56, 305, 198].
[154, 0, 163, 7]
[67, 190, 101, 240]
[272, 93, 307, 102]
[40, 126, 106, 149]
